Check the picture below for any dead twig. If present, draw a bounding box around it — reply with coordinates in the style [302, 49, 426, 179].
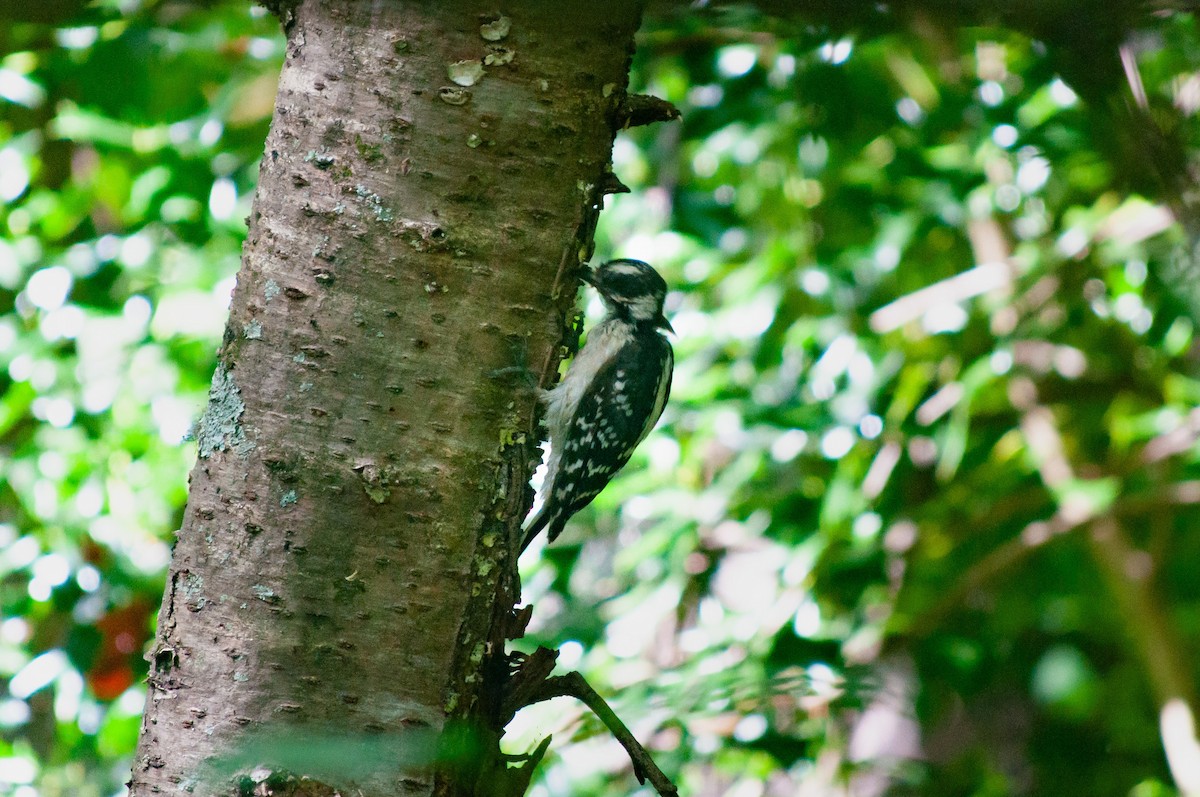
[528, 667, 679, 797]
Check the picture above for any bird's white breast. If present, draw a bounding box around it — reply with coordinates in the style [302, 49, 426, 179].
[540, 317, 631, 492]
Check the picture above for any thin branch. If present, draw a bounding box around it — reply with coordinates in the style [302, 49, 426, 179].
[868, 261, 1014, 333]
[1087, 518, 1195, 707]
[901, 480, 1200, 640]
[529, 670, 679, 797]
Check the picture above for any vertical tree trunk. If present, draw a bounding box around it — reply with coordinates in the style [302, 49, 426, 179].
[129, 2, 644, 795]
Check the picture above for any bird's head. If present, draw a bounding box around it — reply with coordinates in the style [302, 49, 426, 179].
[582, 258, 673, 332]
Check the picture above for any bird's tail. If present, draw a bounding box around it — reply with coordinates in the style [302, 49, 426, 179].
[520, 507, 552, 553]
[520, 505, 572, 552]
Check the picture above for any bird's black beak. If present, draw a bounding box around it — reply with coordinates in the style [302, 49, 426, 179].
[658, 315, 675, 334]
[579, 268, 597, 287]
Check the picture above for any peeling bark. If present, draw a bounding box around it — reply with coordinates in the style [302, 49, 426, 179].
[130, 2, 645, 795]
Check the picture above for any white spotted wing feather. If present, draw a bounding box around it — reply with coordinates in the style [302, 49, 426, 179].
[522, 318, 673, 549]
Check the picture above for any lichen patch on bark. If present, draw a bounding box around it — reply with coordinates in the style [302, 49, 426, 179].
[196, 364, 254, 459]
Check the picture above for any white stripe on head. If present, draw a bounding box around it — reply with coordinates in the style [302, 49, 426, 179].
[606, 261, 648, 277]
[627, 295, 662, 322]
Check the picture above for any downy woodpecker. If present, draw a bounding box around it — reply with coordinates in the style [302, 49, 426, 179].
[522, 259, 674, 552]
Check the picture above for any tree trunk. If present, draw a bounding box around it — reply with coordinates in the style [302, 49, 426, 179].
[129, 2, 645, 795]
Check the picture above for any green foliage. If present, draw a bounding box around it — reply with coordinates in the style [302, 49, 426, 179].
[4, 3, 1200, 797]
[0, 3, 281, 794]
[517, 9, 1200, 797]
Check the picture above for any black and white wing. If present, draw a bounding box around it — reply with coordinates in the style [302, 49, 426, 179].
[521, 333, 673, 550]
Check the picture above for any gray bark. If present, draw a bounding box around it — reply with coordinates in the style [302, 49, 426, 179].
[129, 2, 645, 795]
